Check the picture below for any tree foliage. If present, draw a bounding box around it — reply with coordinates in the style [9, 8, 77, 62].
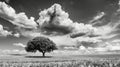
[25, 37, 57, 56]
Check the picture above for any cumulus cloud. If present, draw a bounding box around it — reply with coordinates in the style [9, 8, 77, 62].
[37, 3, 110, 47]
[0, 2, 37, 28]
[50, 35, 75, 46]
[74, 37, 102, 48]
[0, 24, 12, 36]
[112, 39, 120, 42]
[13, 43, 26, 47]
[37, 3, 98, 36]
[106, 41, 120, 51]
[0, 2, 118, 53]
[18, 27, 47, 38]
[69, 23, 119, 50]
[70, 23, 97, 37]
[72, 23, 116, 37]
[13, 33, 20, 37]
[79, 45, 86, 50]
[17, 3, 114, 51]
[70, 23, 118, 48]
[86, 41, 120, 52]
[37, 4, 74, 35]
[69, 0, 120, 48]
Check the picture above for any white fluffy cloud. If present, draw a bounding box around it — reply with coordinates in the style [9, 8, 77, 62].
[20, 3, 115, 50]
[71, 23, 96, 35]
[13, 33, 20, 37]
[106, 42, 120, 51]
[37, 3, 97, 36]
[37, 4, 74, 35]
[93, 25, 114, 36]
[13, 43, 26, 47]
[50, 35, 75, 46]
[79, 45, 86, 50]
[0, 24, 12, 36]
[71, 23, 118, 48]
[112, 39, 120, 42]
[37, 4, 73, 27]
[19, 28, 47, 38]
[0, 2, 118, 53]
[87, 41, 120, 52]
[0, 2, 37, 28]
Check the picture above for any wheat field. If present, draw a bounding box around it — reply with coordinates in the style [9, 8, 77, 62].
[0, 54, 120, 67]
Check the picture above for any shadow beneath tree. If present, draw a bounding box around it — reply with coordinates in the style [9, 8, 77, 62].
[25, 56, 53, 58]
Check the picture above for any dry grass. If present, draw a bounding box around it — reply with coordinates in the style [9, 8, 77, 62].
[0, 54, 120, 67]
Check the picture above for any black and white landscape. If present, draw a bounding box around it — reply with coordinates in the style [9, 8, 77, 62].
[0, 0, 120, 67]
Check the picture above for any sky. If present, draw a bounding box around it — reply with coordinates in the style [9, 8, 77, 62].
[0, 0, 120, 54]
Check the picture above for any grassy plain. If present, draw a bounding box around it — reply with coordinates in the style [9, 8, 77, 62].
[0, 53, 120, 67]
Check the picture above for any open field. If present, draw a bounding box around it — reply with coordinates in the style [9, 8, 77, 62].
[0, 54, 120, 67]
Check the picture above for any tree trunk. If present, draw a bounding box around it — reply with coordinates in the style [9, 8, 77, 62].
[42, 52, 45, 57]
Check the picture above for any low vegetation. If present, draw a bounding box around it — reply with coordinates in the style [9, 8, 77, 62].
[0, 54, 120, 67]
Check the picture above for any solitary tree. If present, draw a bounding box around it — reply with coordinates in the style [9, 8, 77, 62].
[25, 37, 57, 57]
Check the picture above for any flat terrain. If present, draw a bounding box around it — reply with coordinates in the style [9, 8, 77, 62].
[0, 53, 120, 62]
[0, 53, 120, 67]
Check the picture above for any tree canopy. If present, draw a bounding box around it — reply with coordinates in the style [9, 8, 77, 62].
[25, 36, 57, 57]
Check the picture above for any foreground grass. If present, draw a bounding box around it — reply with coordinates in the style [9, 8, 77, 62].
[0, 54, 120, 67]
